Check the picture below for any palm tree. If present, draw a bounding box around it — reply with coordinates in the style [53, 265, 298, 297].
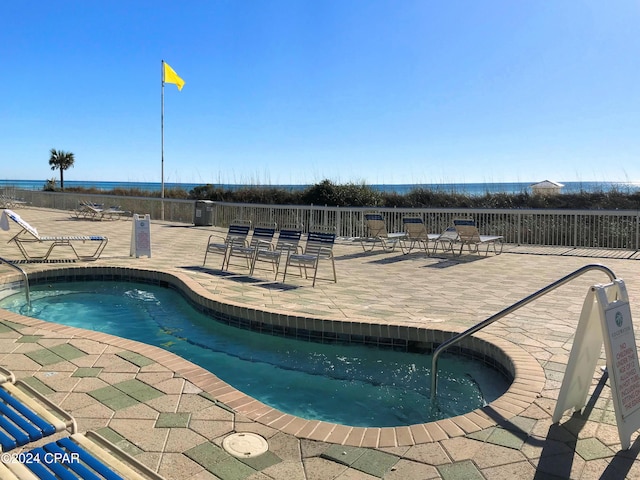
[48, 148, 75, 191]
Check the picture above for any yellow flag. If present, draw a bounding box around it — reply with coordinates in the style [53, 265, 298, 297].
[163, 62, 185, 91]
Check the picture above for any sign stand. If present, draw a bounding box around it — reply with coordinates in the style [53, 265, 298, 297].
[130, 214, 151, 258]
[553, 280, 640, 449]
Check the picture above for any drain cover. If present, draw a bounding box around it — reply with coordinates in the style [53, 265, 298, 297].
[222, 433, 269, 458]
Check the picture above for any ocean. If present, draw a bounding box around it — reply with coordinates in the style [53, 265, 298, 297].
[1, 179, 639, 196]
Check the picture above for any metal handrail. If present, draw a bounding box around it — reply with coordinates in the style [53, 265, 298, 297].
[0, 257, 30, 309]
[430, 263, 617, 401]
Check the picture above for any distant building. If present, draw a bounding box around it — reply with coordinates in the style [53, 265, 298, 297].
[531, 180, 564, 196]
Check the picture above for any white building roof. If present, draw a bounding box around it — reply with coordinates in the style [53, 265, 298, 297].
[530, 180, 564, 188]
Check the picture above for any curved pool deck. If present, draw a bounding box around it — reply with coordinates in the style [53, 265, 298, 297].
[1, 207, 640, 479]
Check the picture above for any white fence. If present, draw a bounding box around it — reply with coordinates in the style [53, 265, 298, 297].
[7, 189, 640, 250]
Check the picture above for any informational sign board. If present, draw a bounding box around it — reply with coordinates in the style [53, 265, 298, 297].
[130, 214, 151, 258]
[553, 280, 640, 449]
[605, 301, 640, 419]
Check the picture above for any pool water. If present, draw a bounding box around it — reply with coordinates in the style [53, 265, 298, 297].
[0, 281, 510, 427]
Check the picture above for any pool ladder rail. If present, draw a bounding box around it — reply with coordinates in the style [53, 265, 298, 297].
[0, 256, 30, 310]
[430, 263, 617, 401]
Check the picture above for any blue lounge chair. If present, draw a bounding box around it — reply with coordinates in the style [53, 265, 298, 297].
[0, 431, 164, 479]
[0, 369, 76, 452]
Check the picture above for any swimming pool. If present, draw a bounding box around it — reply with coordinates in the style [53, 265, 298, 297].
[0, 279, 511, 427]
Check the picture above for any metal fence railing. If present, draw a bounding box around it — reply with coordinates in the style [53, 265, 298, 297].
[6, 189, 640, 251]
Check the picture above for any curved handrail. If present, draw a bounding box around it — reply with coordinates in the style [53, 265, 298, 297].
[430, 263, 617, 401]
[0, 257, 30, 309]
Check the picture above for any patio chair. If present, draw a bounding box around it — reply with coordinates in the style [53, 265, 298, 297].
[1, 209, 108, 261]
[453, 218, 504, 256]
[203, 220, 252, 269]
[400, 217, 440, 255]
[282, 229, 337, 287]
[73, 201, 103, 221]
[360, 213, 406, 252]
[0, 431, 165, 479]
[0, 367, 77, 452]
[431, 226, 459, 255]
[0, 195, 27, 209]
[251, 226, 303, 279]
[225, 223, 277, 272]
[74, 202, 127, 221]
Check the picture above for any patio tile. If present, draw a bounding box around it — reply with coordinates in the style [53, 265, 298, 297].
[49, 343, 87, 360]
[350, 449, 399, 477]
[185, 442, 231, 469]
[117, 351, 156, 367]
[486, 427, 528, 450]
[0, 321, 25, 332]
[94, 426, 145, 457]
[16, 335, 43, 343]
[88, 385, 139, 410]
[156, 412, 191, 428]
[20, 375, 55, 395]
[114, 378, 164, 402]
[72, 367, 103, 378]
[437, 460, 484, 480]
[575, 437, 614, 461]
[321, 444, 365, 466]
[209, 456, 257, 480]
[25, 348, 65, 366]
[239, 450, 281, 471]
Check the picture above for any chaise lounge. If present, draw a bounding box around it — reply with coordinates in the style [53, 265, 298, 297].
[360, 213, 406, 252]
[0, 366, 77, 452]
[1, 209, 108, 261]
[453, 218, 504, 256]
[0, 431, 165, 479]
[400, 217, 440, 255]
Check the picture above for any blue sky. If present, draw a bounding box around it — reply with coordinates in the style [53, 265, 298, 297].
[2, 1, 639, 186]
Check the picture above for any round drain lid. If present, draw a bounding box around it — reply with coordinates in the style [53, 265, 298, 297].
[222, 433, 268, 458]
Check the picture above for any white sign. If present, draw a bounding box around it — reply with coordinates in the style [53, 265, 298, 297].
[605, 302, 640, 419]
[130, 214, 151, 258]
[553, 280, 640, 449]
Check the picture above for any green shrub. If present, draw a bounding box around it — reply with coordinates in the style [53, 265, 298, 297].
[50, 179, 640, 210]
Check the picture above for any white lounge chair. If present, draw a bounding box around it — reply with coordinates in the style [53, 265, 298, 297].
[74, 201, 127, 221]
[431, 226, 459, 255]
[360, 213, 406, 252]
[400, 217, 440, 255]
[1, 209, 108, 261]
[453, 218, 504, 256]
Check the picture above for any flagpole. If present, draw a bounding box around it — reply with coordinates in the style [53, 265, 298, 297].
[161, 60, 165, 221]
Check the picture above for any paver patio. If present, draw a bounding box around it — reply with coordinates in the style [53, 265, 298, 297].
[0, 206, 639, 479]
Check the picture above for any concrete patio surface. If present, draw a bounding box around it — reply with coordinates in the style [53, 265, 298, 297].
[1, 206, 640, 479]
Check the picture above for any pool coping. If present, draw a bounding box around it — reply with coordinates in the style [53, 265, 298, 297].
[0, 265, 546, 448]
